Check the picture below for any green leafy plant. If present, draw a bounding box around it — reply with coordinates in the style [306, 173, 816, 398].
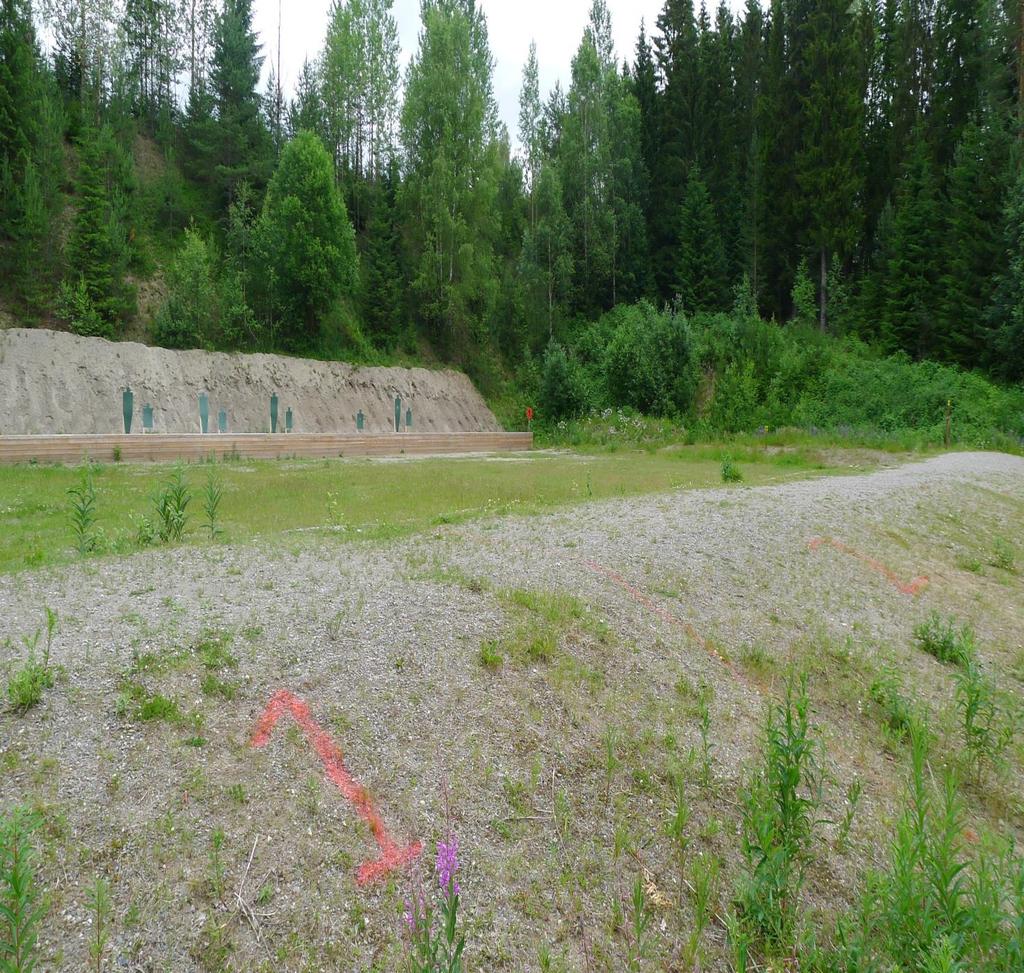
[827, 724, 1024, 971]
[603, 727, 620, 805]
[696, 680, 713, 787]
[683, 853, 720, 968]
[954, 661, 1013, 781]
[991, 537, 1016, 573]
[478, 640, 503, 669]
[835, 778, 862, 853]
[153, 464, 191, 542]
[869, 666, 919, 743]
[721, 457, 743, 483]
[85, 876, 112, 972]
[201, 466, 223, 539]
[626, 875, 652, 971]
[734, 674, 822, 956]
[6, 609, 58, 712]
[913, 612, 976, 668]
[0, 807, 44, 972]
[67, 464, 98, 555]
[664, 777, 691, 907]
[405, 831, 465, 973]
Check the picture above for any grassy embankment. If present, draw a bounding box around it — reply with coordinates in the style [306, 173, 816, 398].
[0, 444, 885, 574]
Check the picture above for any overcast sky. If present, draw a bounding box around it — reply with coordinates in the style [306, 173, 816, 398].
[252, 0, 666, 143]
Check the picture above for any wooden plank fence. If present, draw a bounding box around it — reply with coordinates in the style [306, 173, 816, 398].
[0, 432, 533, 465]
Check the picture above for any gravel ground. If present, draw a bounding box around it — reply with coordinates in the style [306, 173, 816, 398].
[1, 450, 1022, 971]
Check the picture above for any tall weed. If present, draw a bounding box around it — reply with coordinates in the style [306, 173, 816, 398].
[734, 674, 822, 955]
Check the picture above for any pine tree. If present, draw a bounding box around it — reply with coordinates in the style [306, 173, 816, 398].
[987, 167, 1024, 381]
[288, 57, 325, 139]
[877, 133, 944, 357]
[795, 0, 863, 330]
[256, 131, 359, 348]
[675, 164, 729, 312]
[360, 163, 403, 345]
[937, 116, 1012, 365]
[208, 0, 271, 209]
[65, 125, 135, 328]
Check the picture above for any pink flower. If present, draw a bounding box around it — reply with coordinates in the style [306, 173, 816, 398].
[435, 835, 460, 898]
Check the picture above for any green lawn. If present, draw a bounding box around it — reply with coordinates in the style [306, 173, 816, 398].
[0, 445, 876, 573]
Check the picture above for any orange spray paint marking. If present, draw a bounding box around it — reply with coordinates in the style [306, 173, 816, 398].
[583, 559, 752, 688]
[808, 537, 929, 596]
[250, 689, 422, 885]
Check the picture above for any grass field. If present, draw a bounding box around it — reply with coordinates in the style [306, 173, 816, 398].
[0, 443, 884, 574]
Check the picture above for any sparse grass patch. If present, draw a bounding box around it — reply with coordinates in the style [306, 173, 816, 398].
[5, 607, 59, 712]
[991, 536, 1017, 573]
[738, 643, 773, 677]
[869, 666, 920, 745]
[486, 587, 608, 667]
[478, 639, 503, 669]
[956, 553, 983, 573]
[913, 611, 977, 668]
[116, 679, 197, 728]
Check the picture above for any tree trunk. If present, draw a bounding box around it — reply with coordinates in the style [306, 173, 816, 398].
[819, 245, 828, 333]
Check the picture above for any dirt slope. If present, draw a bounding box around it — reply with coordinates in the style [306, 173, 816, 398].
[0, 328, 500, 434]
[0, 452, 1022, 970]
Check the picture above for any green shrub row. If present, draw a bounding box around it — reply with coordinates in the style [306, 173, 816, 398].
[533, 302, 1024, 448]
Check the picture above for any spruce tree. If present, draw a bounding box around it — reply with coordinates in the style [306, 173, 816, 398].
[878, 133, 944, 358]
[288, 57, 324, 140]
[937, 117, 1012, 365]
[675, 164, 729, 313]
[360, 164, 403, 346]
[986, 168, 1024, 381]
[256, 131, 358, 349]
[651, 0, 701, 300]
[208, 0, 271, 209]
[795, 0, 863, 330]
[65, 125, 135, 329]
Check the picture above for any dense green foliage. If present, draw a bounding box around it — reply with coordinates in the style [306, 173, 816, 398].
[535, 300, 1024, 448]
[0, 0, 1021, 435]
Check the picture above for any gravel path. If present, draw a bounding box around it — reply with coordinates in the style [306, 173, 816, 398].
[1, 450, 1022, 971]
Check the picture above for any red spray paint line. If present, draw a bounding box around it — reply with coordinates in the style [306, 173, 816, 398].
[808, 537, 929, 596]
[583, 558, 752, 688]
[250, 689, 422, 885]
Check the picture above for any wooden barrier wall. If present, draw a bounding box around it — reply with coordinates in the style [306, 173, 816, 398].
[0, 432, 533, 465]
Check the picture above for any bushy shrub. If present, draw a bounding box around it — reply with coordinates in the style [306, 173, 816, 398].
[601, 301, 696, 416]
[539, 342, 591, 421]
[56, 277, 114, 339]
[531, 300, 1024, 444]
[153, 228, 219, 349]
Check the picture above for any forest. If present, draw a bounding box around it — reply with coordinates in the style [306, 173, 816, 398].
[1, 0, 1023, 434]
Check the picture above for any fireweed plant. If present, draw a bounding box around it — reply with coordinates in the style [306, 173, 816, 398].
[405, 792, 466, 972]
